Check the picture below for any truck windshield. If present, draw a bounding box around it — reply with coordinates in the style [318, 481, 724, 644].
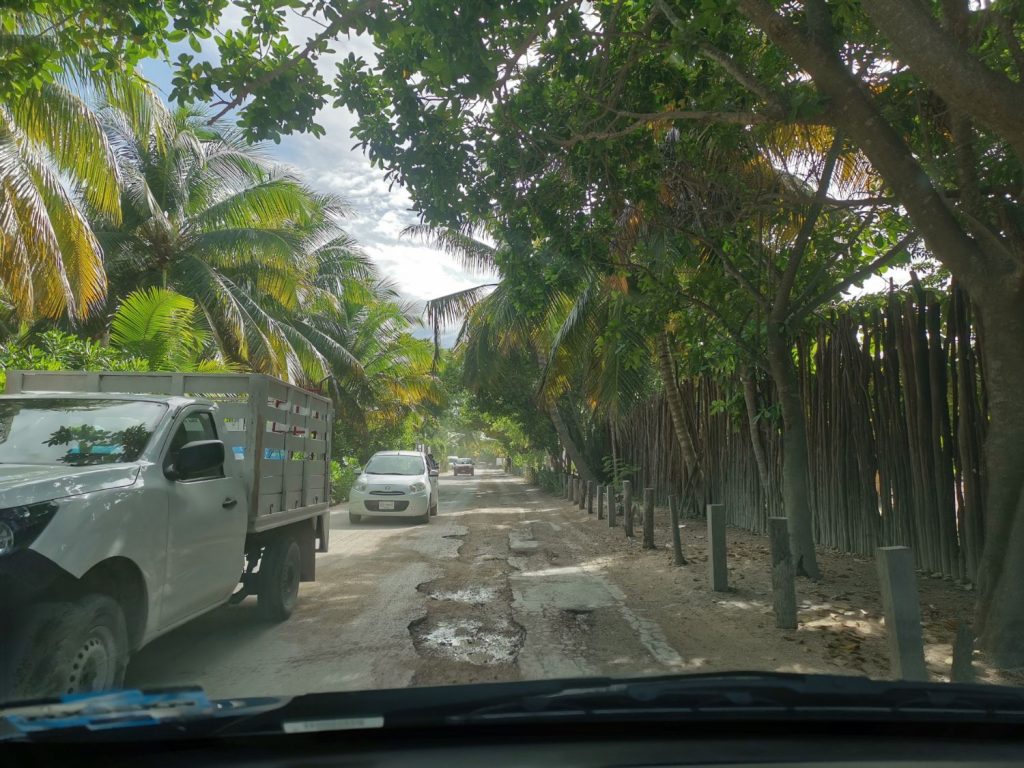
[364, 455, 425, 476]
[0, 399, 166, 466]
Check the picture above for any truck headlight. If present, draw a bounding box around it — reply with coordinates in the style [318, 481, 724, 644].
[0, 501, 59, 556]
[408, 481, 426, 493]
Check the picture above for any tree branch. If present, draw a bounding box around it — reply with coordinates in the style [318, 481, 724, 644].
[771, 132, 843, 320]
[997, 11, 1024, 80]
[860, 0, 1024, 162]
[691, 233, 771, 310]
[791, 231, 919, 321]
[736, 0, 1008, 289]
[656, 0, 786, 115]
[206, 20, 345, 124]
[678, 292, 764, 363]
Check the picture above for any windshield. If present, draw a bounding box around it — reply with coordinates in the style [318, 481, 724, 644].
[364, 455, 425, 476]
[0, 399, 165, 466]
[4, 0, 1023, 721]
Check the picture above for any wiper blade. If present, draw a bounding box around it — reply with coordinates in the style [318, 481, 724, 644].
[446, 672, 1024, 724]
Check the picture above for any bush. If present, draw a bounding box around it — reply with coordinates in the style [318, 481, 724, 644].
[330, 458, 360, 504]
[0, 330, 149, 389]
[533, 466, 563, 495]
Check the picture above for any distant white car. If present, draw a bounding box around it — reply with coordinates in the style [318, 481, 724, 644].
[348, 450, 439, 524]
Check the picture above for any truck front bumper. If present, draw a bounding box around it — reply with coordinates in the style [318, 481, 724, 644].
[0, 549, 73, 610]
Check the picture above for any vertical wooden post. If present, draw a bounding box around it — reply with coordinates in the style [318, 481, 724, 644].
[578, 479, 586, 512]
[642, 488, 655, 549]
[875, 546, 928, 681]
[572, 476, 578, 504]
[707, 503, 728, 592]
[768, 517, 797, 630]
[608, 485, 618, 527]
[951, 618, 975, 684]
[596, 484, 605, 520]
[669, 495, 685, 565]
[623, 480, 634, 537]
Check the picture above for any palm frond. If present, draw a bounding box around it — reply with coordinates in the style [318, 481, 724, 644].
[403, 223, 499, 273]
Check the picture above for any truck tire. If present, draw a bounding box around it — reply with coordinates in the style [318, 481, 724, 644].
[349, 511, 361, 524]
[0, 594, 128, 703]
[258, 535, 301, 621]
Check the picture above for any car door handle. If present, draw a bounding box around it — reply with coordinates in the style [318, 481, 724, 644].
[222, 497, 238, 509]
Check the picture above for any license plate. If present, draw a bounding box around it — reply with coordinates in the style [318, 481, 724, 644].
[377, 501, 395, 510]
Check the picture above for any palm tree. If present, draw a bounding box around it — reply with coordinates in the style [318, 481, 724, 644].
[93, 105, 361, 380]
[0, 9, 157, 323]
[309, 276, 442, 440]
[414, 225, 603, 482]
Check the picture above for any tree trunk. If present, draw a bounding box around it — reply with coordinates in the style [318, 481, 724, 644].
[740, 366, 772, 495]
[547, 401, 596, 485]
[766, 322, 821, 580]
[656, 330, 700, 480]
[973, 290, 1024, 667]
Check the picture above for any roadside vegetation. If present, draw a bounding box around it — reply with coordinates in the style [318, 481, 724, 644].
[3, 1, 1023, 669]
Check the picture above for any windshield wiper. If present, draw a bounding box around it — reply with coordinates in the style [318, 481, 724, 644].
[441, 672, 1024, 724]
[6, 674, 1024, 742]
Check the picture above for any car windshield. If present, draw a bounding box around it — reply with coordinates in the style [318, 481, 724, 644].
[4, 0, 1024, 725]
[0, 399, 166, 466]
[364, 455, 425, 476]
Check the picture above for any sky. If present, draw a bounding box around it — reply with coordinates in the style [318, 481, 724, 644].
[139, 14, 493, 345]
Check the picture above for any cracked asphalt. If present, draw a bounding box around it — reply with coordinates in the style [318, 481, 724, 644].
[125, 469, 689, 698]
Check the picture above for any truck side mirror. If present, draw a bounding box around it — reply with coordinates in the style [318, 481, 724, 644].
[167, 440, 225, 481]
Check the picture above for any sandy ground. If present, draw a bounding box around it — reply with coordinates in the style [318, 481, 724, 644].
[125, 470, 1021, 698]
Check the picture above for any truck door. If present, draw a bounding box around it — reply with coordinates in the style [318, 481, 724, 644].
[159, 408, 248, 628]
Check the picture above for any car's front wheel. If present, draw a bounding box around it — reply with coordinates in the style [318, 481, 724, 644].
[0, 594, 128, 703]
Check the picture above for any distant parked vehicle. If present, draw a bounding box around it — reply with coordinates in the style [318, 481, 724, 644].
[348, 451, 439, 524]
[453, 457, 475, 476]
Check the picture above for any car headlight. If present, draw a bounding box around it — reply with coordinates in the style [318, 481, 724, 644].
[408, 481, 426, 492]
[353, 478, 368, 493]
[0, 501, 60, 557]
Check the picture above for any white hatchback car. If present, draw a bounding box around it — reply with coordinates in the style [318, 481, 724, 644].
[348, 450, 439, 524]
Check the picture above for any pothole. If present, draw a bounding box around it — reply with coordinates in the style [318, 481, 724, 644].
[410, 617, 525, 666]
[425, 586, 499, 605]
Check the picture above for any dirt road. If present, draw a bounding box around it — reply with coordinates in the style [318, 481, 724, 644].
[126, 469, 694, 697]
[126, 470, 1018, 698]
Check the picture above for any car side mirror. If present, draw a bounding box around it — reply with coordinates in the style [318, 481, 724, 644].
[429, 468, 439, 477]
[167, 440, 225, 481]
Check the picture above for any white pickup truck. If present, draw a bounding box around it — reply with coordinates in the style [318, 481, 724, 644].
[0, 371, 333, 703]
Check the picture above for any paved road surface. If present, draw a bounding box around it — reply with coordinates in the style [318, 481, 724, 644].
[126, 470, 689, 698]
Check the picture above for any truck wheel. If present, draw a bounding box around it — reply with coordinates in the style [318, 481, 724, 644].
[349, 512, 361, 524]
[0, 594, 128, 703]
[258, 535, 301, 622]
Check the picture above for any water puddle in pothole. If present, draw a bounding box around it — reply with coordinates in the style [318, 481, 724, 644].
[428, 586, 498, 605]
[412, 618, 524, 665]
